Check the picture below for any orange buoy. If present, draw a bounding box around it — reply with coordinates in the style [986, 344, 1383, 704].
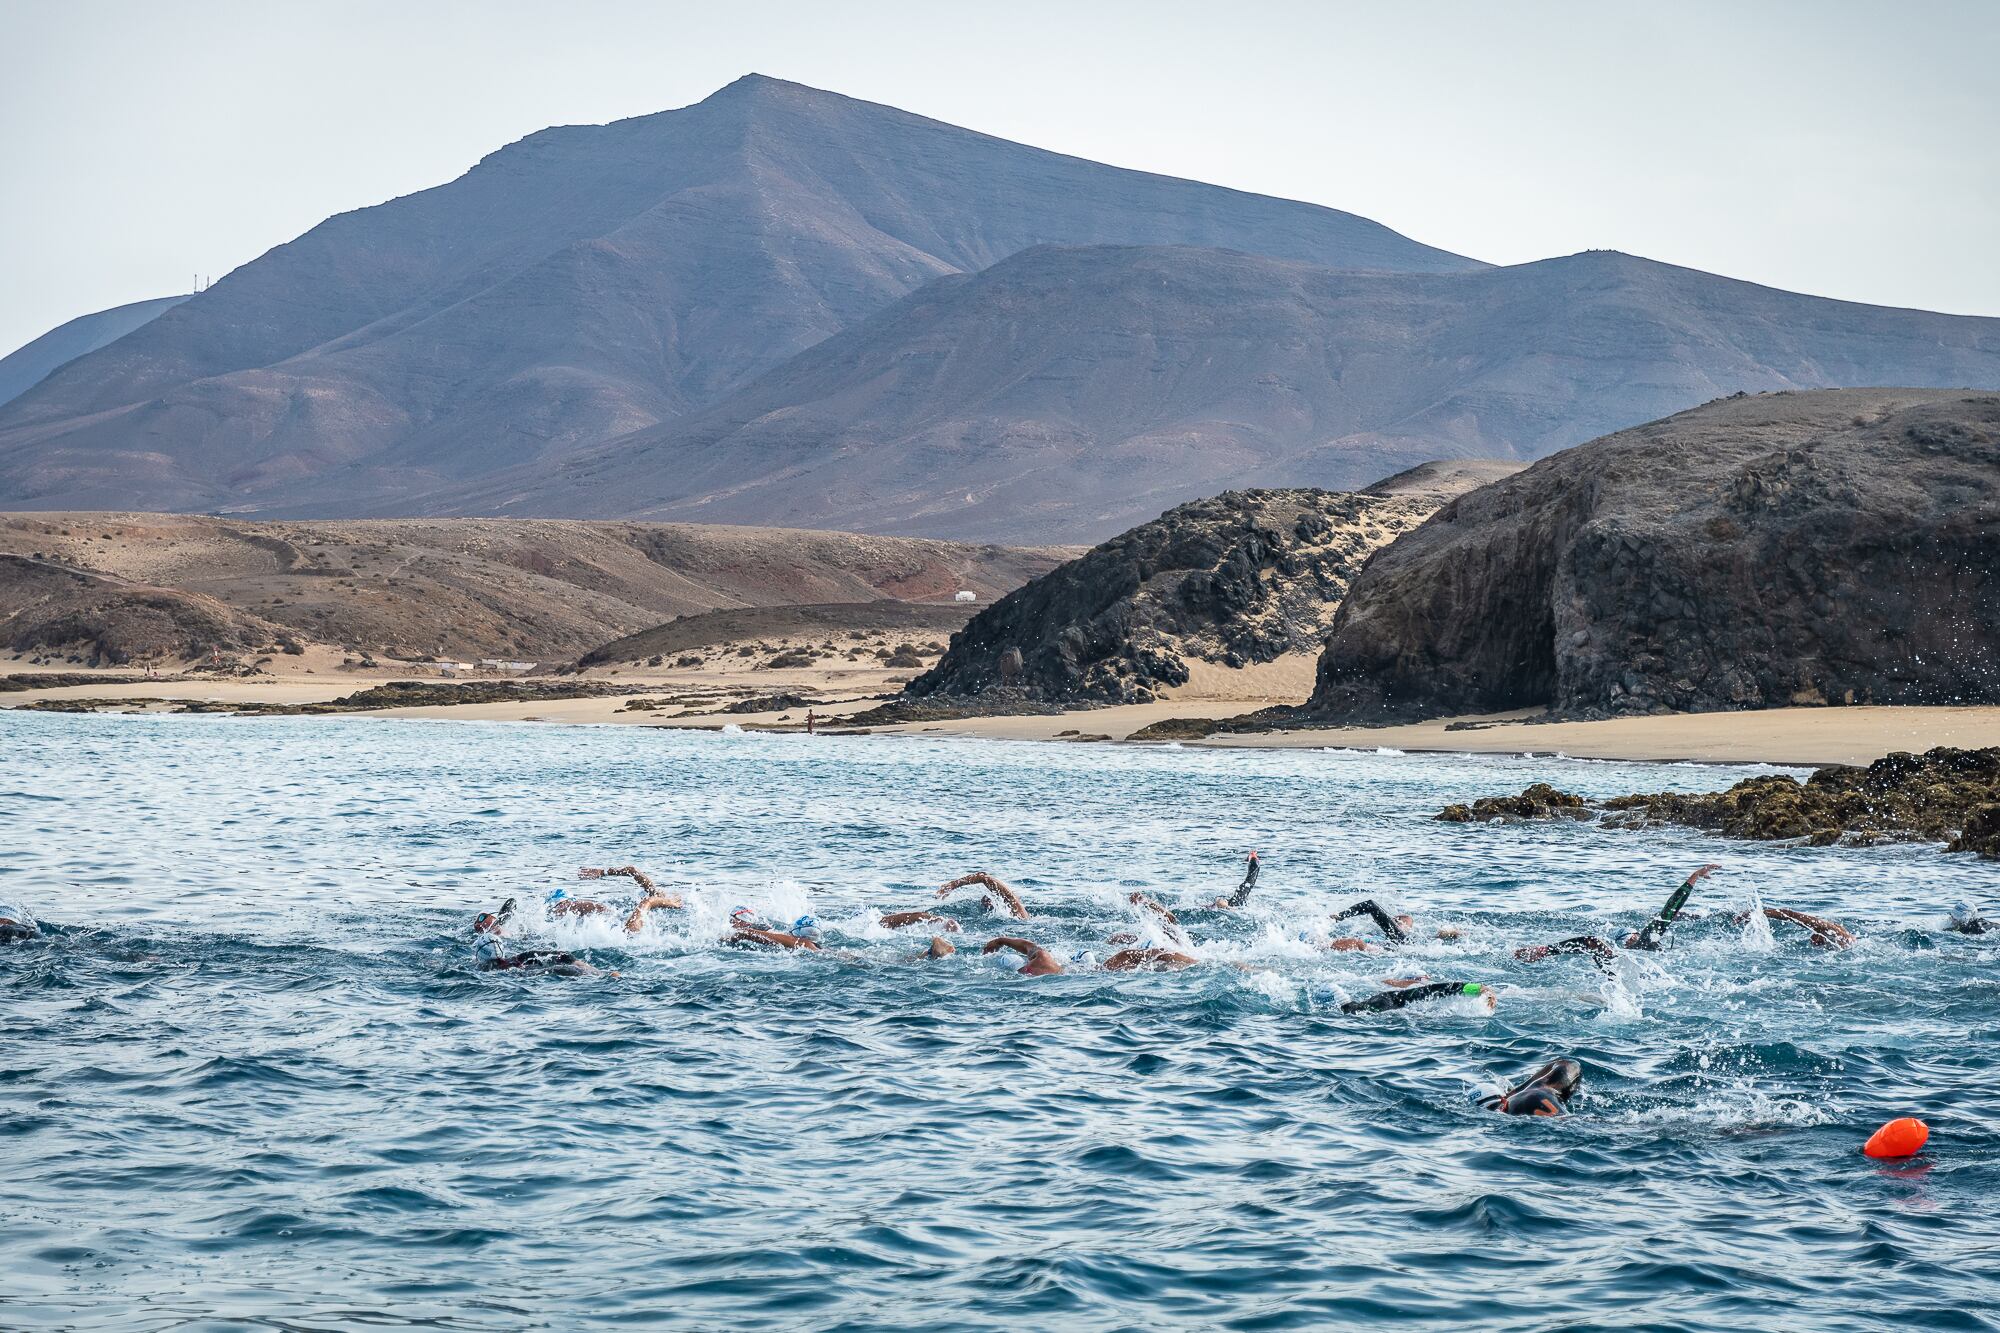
[1863, 1117, 1929, 1159]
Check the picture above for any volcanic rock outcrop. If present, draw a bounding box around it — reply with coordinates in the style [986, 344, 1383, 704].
[1300, 389, 2000, 723]
[900, 488, 1433, 707]
[1438, 747, 2000, 859]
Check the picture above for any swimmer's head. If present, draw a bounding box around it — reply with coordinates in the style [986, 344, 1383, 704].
[545, 887, 571, 906]
[473, 897, 517, 935]
[790, 915, 820, 941]
[0, 920, 40, 944]
[926, 936, 955, 960]
[1069, 949, 1098, 969]
[729, 906, 758, 926]
[1540, 1057, 1583, 1103]
[1459, 982, 1498, 1012]
[1949, 898, 1986, 930]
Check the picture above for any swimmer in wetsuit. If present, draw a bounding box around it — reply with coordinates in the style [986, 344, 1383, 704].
[471, 898, 593, 974]
[1623, 863, 1720, 950]
[1339, 978, 1496, 1015]
[1515, 863, 1721, 968]
[1318, 900, 1463, 952]
[1946, 899, 1991, 935]
[935, 871, 1030, 919]
[1207, 853, 1261, 910]
[0, 900, 43, 944]
[1479, 1058, 1583, 1116]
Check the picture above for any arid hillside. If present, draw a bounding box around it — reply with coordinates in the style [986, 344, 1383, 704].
[0, 513, 1068, 664]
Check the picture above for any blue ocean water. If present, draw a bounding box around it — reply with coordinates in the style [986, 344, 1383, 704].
[2, 712, 1996, 1331]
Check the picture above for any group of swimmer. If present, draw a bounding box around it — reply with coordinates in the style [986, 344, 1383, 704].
[6, 856, 1986, 1121]
[455, 851, 1989, 1118]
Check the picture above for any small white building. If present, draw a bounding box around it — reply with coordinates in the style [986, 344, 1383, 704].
[954, 590, 977, 603]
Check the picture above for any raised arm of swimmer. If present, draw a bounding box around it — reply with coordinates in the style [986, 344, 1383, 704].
[982, 936, 1063, 974]
[1331, 899, 1411, 945]
[938, 872, 1029, 919]
[582, 865, 677, 902]
[1626, 863, 1720, 950]
[1211, 852, 1260, 909]
[621, 893, 683, 934]
[1743, 906, 1855, 950]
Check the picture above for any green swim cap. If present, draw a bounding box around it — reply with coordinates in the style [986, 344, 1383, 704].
[1460, 983, 1483, 995]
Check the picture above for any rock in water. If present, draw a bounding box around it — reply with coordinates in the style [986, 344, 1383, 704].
[1439, 747, 2000, 858]
[900, 489, 1436, 708]
[1300, 389, 2000, 722]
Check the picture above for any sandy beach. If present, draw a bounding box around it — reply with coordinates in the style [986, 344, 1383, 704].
[8, 654, 1999, 766]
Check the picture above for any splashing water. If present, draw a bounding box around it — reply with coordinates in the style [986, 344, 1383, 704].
[3, 712, 1997, 1330]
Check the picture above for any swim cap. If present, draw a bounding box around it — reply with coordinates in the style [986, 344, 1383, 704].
[1460, 983, 1484, 996]
[1950, 898, 1985, 928]
[546, 887, 570, 904]
[791, 915, 820, 940]
[730, 906, 757, 925]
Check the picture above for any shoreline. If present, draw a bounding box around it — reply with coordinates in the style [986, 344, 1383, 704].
[6, 666, 1999, 767]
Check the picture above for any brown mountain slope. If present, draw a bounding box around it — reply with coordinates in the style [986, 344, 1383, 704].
[1297, 389, 2000, 724]
[426, 245, 2000, 543]
[0, 514, 1069, 662]
[0, 76, 1472, 516]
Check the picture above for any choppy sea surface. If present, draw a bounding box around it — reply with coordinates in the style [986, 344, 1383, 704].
[2, 712, 1997, 1331]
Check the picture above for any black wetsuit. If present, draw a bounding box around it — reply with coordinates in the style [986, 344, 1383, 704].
[1340, 981, 1484, 1014]
[1535, 935, 1618, 974]
[0, 919, 41, 945]
[1222, 857, 1260, 908]
[1479, 1058, 1582, 1116]
[1332, 899, 1409, 945]
[1629, 875, 1698, 951]
[480, 948, 582, 972]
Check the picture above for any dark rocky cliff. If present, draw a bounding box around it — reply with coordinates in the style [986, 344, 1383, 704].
[1298, 389, 2000, 723]
[902, 489, 1435, 706]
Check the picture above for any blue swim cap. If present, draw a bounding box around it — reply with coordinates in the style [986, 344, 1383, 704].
[791, 914, 820, 939]
[546, 887, 571, 904]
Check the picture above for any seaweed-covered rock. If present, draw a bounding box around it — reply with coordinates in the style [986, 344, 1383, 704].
[1443, 746, 2000, 857]
[1950, 804, 2000, 859]
[1299, 390, 2000, 723]
[1435, 783, 1590, 823]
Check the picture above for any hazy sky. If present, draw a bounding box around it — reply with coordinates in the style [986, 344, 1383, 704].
[3, 0, 1996, 355]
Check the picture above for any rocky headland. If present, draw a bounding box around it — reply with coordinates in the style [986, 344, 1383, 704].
[1290, 389, 2000, 725]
